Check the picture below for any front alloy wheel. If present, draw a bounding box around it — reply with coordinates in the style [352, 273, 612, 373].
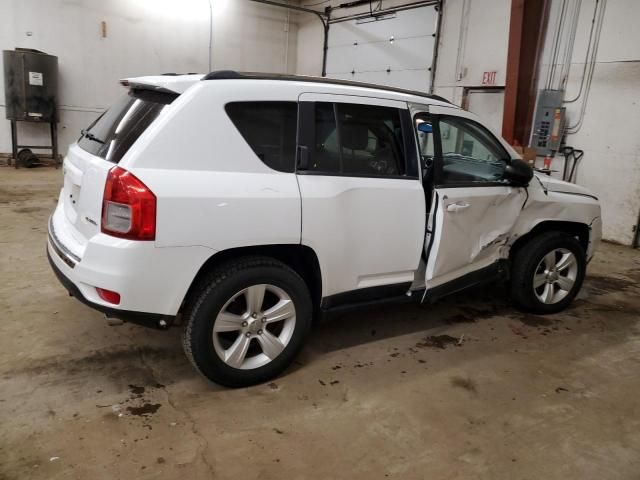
[533, 248, 578, 304]
[511, 231, 586, 314]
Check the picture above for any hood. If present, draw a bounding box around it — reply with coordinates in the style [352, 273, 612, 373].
[534, 172, 598, 199]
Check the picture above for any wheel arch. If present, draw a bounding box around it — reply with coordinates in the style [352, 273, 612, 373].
[509, 220, 590, 261]
[180, 244, 322, 316]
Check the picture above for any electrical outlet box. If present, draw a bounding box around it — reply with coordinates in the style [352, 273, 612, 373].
[531, 89, 566, 156]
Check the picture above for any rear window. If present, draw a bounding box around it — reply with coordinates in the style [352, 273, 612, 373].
[78, 89, 177, 163]
[225, 102, 298, 172]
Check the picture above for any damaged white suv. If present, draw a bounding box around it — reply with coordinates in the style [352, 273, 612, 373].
[48, 71, 602, 387]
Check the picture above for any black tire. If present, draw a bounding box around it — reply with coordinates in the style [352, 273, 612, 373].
[511, 231, 586, 314]
[182, 256, 312, 387]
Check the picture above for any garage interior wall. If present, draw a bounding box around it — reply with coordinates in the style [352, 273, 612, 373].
[536, 0, 640, 246]
[296, 0, 639, 246]
[0, 0, 297, 156]
[435, 0, 640, 245]
[1, 0, 637, 245]
[295, 0, 513, 124]
[295, 0, 441, 78]
[430, 0, 512, 106]
[324, 6, 439, 92]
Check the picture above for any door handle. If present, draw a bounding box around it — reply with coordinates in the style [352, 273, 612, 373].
[446, 202, 470, 213]
[297, 145, 309, 170]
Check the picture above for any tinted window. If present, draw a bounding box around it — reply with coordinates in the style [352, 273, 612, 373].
[78, 89, 176, 163]
[310, 102, 406, 177]
[437, 116, 508, 184]
[312, 103, 340, 172]
[226, 102, 298, 173]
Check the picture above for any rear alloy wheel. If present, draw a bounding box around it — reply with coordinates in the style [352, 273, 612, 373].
[182, 257, 312, 387]
[212, 284, 296, 370]
[511, 232, 586, 314]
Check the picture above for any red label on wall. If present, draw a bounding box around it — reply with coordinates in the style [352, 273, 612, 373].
[482, 71, 497, 85]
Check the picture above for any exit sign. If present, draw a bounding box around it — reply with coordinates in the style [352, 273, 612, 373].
[482, 71, 497, 85]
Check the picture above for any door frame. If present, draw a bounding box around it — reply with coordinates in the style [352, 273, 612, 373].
[461, 86, 506, 111]
[461, 86, 506, 137]
[295, 93, 427, 302]
[417, 104, 524, 291]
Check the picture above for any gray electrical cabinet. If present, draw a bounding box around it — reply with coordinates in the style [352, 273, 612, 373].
[531, 89, 565, 156]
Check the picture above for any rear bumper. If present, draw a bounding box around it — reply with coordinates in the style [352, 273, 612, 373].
[47, 249, 174, 329]
[47, 208, 215, 326]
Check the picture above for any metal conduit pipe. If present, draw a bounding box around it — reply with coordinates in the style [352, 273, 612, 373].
[550, 0, 581, 91]
[545, 0, 562, 88]
[559, 0, 581, 90]
[247, 0, 330, 76]
[328, 0, 439, 23]
[246, 0, 442, 82]
[564, 0, 600, 103]
[566, 0, 606, 133]
[429, 0, 444, 94]
[547, 0, 567, 89]
[454, 0, 471, 82]
[248, 0, 326, 22]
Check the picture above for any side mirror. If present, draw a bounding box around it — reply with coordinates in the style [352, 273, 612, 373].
[504, 158, 533, 186]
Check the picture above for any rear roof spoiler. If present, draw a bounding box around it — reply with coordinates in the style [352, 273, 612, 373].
[120, 74, 204, 94]
[120, 80, 177, 95]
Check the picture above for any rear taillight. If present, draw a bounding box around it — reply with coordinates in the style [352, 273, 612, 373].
[101, 166, 156, 240]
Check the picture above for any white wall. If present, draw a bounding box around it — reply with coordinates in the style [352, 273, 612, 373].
[324, 7, 438, 92]
[432, 0, 511, 104]
[537, 0, 640, 245]
[436, 0, 640, 245]
[0, 0, 296, 157]
[295, 0, 427, 77]
[295, 8, 324, 76]
[6, 0, 636, 244]
[564, 0, 640, 245]
[295, 0, 512, 102]
[296, 0, 640, 245]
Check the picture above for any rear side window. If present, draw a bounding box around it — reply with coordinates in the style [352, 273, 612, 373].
[78, 89, 176, 163]
[225, 102, 298, 173]
[310, 102, 406, 177]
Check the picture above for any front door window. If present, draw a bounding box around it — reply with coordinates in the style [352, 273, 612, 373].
[437, 116, 508, 184]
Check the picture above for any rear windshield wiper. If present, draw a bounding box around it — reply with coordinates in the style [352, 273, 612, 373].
[80, 129, 105, 145]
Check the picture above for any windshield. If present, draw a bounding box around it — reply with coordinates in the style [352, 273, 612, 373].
[78, 89, 177, 163]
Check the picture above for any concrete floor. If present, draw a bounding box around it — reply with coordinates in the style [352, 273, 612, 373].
[1, 166, 639, 480]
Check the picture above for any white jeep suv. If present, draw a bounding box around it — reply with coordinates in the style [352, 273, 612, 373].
[48, 71, 602, 387]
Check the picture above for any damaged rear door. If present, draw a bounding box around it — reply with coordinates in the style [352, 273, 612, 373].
[420, 107, 526, 290]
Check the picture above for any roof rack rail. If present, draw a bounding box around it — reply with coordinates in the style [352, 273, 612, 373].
[201, 70, 452, 105]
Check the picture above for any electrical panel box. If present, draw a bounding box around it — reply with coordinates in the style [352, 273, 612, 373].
[531, 89, 565, 156]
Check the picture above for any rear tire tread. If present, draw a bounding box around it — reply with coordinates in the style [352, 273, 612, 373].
[181, 256, 311, 387]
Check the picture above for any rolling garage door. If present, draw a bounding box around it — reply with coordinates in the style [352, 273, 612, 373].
[326, 5, 439, 92]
